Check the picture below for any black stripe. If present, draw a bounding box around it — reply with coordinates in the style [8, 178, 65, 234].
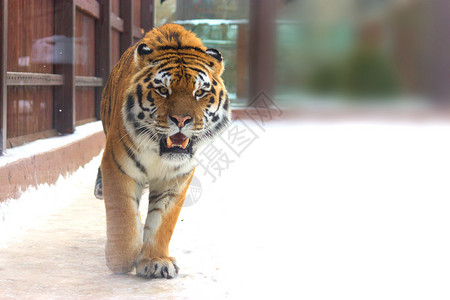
[143, 73, 152, 83]
[136, 84, 150, 112]
[147, 91, 155, 103]
[111, 148, 128, 176]
[149, 191, 177, 204]
[157, 45, 177, 51]
[223, 95, 230, 111]
[156, 45, 205, 53]
[150, 107, 156, 118]
[136, 84, 143, 100]
[152, 53, 211, 69]
[215, 90, 224, 113]
[159, 66, 175, 73]
[186, 66, 206, 76]
[155, 58, 178, 70]
[120, 137, 147, 174]
[149, 193, 162, 202]
[153, 51, 209, 62]
[126, 96, 137, 124]
[151, 53, 179, 62]
[181, 58, 213, 71]
[148, 208, 163, 214]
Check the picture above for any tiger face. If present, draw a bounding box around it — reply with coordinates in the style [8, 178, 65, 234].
[121, 26, 231, 165]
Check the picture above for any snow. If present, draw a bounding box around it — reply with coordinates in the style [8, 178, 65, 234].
[1, 119, 450, 299]
[0, 121, 103, 167]
[0, 152, 103, 247]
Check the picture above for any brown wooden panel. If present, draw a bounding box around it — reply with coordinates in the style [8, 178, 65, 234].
[133, 25, 144, 39]
[74, 9, 97, 121]
[0, 0, 7, 153]
[111, 0, 119, 15]
[140, 0, 153, 32]
[75, 10, 96, 76]
[7, 86, 53, 139]
[111, 13, 124, 32]
[248, 0, 276, 101]
[120, 0, 133, 53]
[95, 0, 111, 120]
[54, 0, 75, 134]
[7, 0, 54, 73]
[75, 0, 100, 19]
[6, 86, 17, 139]
[236, 24, 248, 99]
[76, 87, 95, 121]
[133, 0, 141, 27]
[111, 29, 121, 67]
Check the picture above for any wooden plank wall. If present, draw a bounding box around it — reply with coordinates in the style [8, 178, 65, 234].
[111, 0, 121, 67]
[75, 9, 96, 124]
[0, 0, 7, 152]
[0, 0, 153, 152]
[7, 0, 55, 140]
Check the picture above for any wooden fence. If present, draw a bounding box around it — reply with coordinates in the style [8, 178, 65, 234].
[0, 0, 154, 153]
[0, 0, 278, 155]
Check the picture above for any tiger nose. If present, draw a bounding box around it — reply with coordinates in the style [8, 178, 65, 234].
[169, 115, 192, 128]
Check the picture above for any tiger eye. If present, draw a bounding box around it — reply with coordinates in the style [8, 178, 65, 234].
[195, 89, 204, 96]
[159, 87, 168, 94]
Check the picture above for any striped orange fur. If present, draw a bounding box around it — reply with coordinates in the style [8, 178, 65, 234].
[96, 24, 231, 278]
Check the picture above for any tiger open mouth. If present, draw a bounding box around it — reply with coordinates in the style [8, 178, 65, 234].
[160, 132, 193, 155]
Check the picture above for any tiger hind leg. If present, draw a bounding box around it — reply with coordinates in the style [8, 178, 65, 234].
[94, 167, 104, 200]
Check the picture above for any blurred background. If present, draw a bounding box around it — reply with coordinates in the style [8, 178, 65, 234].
[1, 0, 450, 153]
[157, 0, 450, 110]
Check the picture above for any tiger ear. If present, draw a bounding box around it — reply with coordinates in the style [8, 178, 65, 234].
[135, 43, 153, 68]
[206, 48, 222, 62]
[137, 43, 153, 56]
[205, 48, 224, 74]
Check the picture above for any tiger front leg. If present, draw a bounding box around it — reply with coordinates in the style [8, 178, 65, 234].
[136, 171, 194, 279]
[101, 151, 144, 274]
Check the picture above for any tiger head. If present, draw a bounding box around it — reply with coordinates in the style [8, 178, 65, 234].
[122, 24, 231, 164]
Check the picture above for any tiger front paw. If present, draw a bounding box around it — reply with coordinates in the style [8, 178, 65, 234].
[136, 257, 179, 279]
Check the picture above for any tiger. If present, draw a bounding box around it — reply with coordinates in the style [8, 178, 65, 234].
[94, 24, 231, 278]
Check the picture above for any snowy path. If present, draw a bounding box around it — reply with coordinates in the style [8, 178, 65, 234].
[1, 120, 450, 299]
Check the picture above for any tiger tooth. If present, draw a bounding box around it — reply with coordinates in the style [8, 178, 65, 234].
[167, 137, 173, 148]
[181, 138, 189, 149]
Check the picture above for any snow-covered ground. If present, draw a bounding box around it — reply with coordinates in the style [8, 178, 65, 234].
[1, 119, 450, 299]
[0, 121, 103, 167]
